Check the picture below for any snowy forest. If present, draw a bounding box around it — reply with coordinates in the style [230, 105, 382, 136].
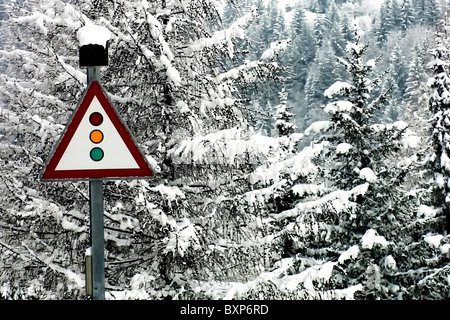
[1, 0, 450, 300]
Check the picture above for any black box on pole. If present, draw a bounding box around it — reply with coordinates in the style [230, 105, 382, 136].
[79, 43, 109, 67]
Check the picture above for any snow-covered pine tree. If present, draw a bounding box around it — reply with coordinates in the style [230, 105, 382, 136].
[0, 0, 289, 299]
[215, 0, 450, 301]
[377, 0, 396, 45]
[309, 31, 422, 299]
[285, 2, 315, 132]
[379, 44, 408, 123]
[404, 41, 429, 107]
[304, 38, 342, 126]
[323, 29, 423, 231]
[274, 87, 296, 137]
[428, 25, 450, 234]
[400, 0, 416, 32]
[374, 27, 450, 299]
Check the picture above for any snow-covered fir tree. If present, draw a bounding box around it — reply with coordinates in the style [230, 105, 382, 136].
[274, 87, 296, 137]
[428, 25, 450, 234]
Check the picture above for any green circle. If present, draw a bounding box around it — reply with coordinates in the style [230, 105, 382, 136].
[90, 147, 104, 161]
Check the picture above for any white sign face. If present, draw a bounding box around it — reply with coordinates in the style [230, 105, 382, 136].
[55, 96, 139, 171]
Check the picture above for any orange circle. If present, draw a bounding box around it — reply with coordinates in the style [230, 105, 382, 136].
[90, 130, 103, 144]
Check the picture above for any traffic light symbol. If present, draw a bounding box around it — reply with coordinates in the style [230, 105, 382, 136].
[89, 112, 104, 162]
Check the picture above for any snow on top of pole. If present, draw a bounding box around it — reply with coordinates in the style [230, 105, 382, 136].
[77, 20, 111, 47]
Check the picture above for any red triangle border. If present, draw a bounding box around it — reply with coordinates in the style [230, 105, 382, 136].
[41, 81, 153, 181]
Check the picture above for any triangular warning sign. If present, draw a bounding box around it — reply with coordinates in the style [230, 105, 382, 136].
[41, 81, 153, 181]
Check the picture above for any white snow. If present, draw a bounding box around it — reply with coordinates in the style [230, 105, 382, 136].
[424, 234, 444, 248]
[361, 229, 388, 249]
[436, 173, 446, 188]
[77, 21, 111, 47]
[160, 54, 182, 85]
[274, 183, 370, 221]
[250, 141, 327, 185]
[402, 134, 421, 149]
[291, 183, 324, 197]
[440, 243, 450, 254]
[324, 100, 354, 114]
[336, 143, 353, 154]
[215, 59, 260, 83]
[190, 6, 259, 58]
[304, 121, 333, 135]
[149, 184, 185, 202]
[176, 100, 191, 113]
[338, 245, 359, 264]
[260, 39, 291, 61]
[216, 257, 358, 299]
[171, 127, 283, 167]
[278, 262, 336, 291]
[164, 218, 200, 257]
[359, 167, 377, 182]
[366, 59, 376, 68]
[417, 205, 439, 219]
[324, 81, 352, 98]
[346, 42, 363, 55]
[393, 120, 409, 131]
[61, 218, 86, 232]
[383, 255, 397, 270]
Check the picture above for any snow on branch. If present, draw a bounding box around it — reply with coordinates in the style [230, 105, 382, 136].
[324, 100, 354, 114]
[14, 3, 82, 33]
[1, 77, 67, 110]
[243, 179, 288, 208]
[188, 6, 259, 58]
[361, 228, 389, 249]
[304, 121, 334, 136]
[164, 218, 201, 257]
[169, 127, 283, 165]
[206, 257, 363, 299]
[324, 81, 352, 99]
[250, 141, 326, 185]
[259, 39, 291, 61]
[273, 183, 370, 221]
[214, 39, 290, 83]
[215, 60, 260, 83]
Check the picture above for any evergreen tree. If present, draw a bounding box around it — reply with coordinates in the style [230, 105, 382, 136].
[377, 0, 396, 45]
[274, 87, 297, 137]
[253, 0, 288, 58]
[424, 0, 441, 27]
[287, 3, 315, 91]
[379, 44, 408, 122]
[290, 1, 306, 36]
[428, 28, 450, 233]
[313, 14, 327, 48]
[400, 0, 416, 32]
[319, 32, 418, 298]
[404, 41, 429, 107]
[304, 38, 343, 126]
[229, 31, 420, 300]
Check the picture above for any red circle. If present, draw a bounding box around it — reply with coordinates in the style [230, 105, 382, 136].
[89, 112, 103, 126]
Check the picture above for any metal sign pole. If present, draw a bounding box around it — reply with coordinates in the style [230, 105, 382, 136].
[89, 179, 105, 300]
[88, 67, 105, 300]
